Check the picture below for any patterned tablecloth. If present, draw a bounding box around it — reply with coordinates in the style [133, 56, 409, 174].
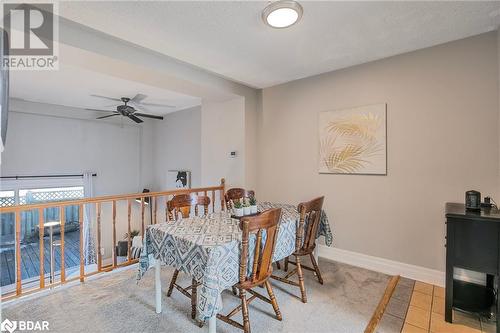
[138, 202, 332, 321]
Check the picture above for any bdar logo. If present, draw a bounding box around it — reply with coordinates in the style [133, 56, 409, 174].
[0, 319, 17, 333]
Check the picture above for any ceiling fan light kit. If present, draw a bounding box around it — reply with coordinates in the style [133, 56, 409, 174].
[87, 93, 170, 123]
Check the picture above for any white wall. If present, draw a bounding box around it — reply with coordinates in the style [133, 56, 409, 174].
[1, 109, 143, 195]
[140, 121, 154, 191]
[258, 32, 499, 272]
[1, 103, 154, 259]
[152, 106, 201, 190]
[201, 98, 245, 188]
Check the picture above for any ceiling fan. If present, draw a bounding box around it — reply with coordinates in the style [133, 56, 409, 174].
[86, 94, 174, 123]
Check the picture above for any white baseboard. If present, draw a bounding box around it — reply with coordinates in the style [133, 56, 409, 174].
[318, 245, 446, 286]
[318, 245, 487, 287]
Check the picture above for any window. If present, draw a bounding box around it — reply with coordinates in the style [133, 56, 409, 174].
[0, 181, 84, 243]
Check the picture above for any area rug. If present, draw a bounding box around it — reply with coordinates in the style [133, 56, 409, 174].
[2, 259, 391, 333]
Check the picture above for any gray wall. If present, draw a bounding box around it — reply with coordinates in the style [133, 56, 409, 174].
[152, 106, 202, 190]
[257, 32, 499, 271]
[201, 98, 245, 188]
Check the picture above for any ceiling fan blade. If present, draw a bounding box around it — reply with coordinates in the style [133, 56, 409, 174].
[90, 94, 122, 102]
[128, 102, 153, 113]
[96, 114, 119, 120]
[131, 94, 147, 103]
[85, 108, 117, 113]
[128, 114, 144, 123]
[135, 112, 164, 120]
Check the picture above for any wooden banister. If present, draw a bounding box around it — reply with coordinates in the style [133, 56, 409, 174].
[0, 179, 226, 300]
[0, 184, 225, 213]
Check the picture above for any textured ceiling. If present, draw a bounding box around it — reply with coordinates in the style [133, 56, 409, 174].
[59, 1, 500, 88]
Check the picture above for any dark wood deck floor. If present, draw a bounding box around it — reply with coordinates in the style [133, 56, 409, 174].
[0, 230, 80, 287]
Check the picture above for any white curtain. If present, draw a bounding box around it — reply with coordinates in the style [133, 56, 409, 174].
[83, 172, 96, 265]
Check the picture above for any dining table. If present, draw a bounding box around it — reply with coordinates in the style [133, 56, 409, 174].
[137, 202, 333, 333]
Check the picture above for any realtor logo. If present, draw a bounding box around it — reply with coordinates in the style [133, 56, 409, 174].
[3, 3, 53, 55]
[0, 319, 17, 333]
[1, 2, 59, 70]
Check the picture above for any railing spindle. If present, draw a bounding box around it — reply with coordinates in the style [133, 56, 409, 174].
[96, 202, 102, 271]
[112, 200, 117, 268]
[127, 200, 131, 263]
[60, 207, 66, 282]
[141, 198, 145, 236]
[38, 208, 44, 289]
[211, 190, 215, 213]
[79, 204, 84, 282]
[165, 194, 170, 222]
[220, 178, 226, 211]
[15, 210, 22, 295]
[154, 197, 157, 224]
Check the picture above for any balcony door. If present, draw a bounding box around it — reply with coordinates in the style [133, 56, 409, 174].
[0, 177, 93, 289]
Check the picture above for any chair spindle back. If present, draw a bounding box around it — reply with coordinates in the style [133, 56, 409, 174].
[225, 188, 255, 210]
[167, 194, 210, 221]
[297, 197, 324, 254]
[239, 208, 281, 286]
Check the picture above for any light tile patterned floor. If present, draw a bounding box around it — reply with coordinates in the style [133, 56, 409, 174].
[402, 282, 495, 333]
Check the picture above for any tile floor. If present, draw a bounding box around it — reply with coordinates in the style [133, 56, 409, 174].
[401, 281, 495, 333]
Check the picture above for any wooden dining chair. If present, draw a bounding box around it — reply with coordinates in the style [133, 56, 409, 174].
[224, 188, 255, 210]
[224, 188, 284, 270]
[166, 193, 210, 322]
[271, 196, 324, 303]
[217, 208, 283, 333]
[167, 193, 210, 221]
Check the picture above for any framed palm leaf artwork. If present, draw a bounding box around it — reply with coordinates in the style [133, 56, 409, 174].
[319, 103, 387, 175]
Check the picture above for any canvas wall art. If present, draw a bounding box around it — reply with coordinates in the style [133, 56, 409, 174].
[167, 170, 191, 189]
[319, 103, 387, 175]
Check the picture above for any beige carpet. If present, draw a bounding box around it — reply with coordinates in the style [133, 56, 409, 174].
[2, 259, 393, 333]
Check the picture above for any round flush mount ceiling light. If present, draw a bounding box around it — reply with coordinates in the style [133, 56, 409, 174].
[262, 0, 303, 29]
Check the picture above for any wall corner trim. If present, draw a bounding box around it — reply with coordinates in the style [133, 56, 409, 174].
[318, 245, 445, 287]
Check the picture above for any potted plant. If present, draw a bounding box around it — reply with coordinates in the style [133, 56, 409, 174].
[233, 201, 244, 217]
[243, 199, 251, 216]
[125, 229, 140, 240]
[117, 230, 140, 256]
[249, 196, 258, 214]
